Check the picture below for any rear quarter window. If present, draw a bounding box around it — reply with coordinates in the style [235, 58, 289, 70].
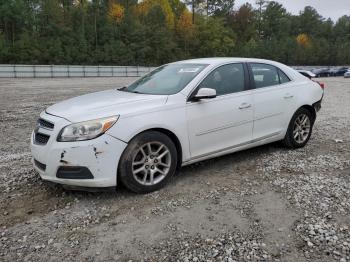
[250, 63, 280, 88]
[250, 63, 291, 88]
[278, 69, 291, 84]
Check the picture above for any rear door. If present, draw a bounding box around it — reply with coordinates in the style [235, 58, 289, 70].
[186, 63, 254, 158]
[248, 63, 295, 140]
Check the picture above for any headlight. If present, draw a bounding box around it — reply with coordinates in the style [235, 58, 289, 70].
[57, 116, 119, 142]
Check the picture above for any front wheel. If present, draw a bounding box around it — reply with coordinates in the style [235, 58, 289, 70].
[119, 131, 177, 193]
[283, 108, 314, 148]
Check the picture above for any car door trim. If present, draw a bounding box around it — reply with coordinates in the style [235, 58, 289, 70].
[255, 112, 283, 121]
[196, 119, 253, 136]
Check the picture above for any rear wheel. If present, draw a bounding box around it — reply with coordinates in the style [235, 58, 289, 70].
[283, 108, 314, 148]
[119, 131, 177, 193]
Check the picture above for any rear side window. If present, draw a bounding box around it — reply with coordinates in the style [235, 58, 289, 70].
[278, 69, 290, 84]
[199, 63, 245, 96]
[250, 63, 280, 88]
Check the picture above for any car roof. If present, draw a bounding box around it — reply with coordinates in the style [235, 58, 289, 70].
[170, 57, 305, 81]
[172, 57, 283, 66]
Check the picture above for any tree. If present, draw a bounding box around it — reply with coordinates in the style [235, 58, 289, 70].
[169, 0, 187, 19]
[143, 5, 178, 64]
[296, 33, 311, 47]
[297, 6, 323, 36]
[182, 0, 203, 23]
[0, 0, 349, 66]
[227, 3, 256, 43]
[137, 0, 175, 29]
[255, 0, 268, 38]
[333, 15, 350, 64]
[0, 0, 32, 46]
[176, 9, 194, 54]
[261, 1, 289, 39]
[108, 3, 125, 23]
[192, 16, 235, 57]
[207, 0, 235, 17]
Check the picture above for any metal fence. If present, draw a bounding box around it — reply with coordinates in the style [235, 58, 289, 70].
[0, 65, 156, 78]
[292, 65, 350, 70]
[1, 64, 348, 78]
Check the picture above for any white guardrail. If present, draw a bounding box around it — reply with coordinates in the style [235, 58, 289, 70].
[0, 64, 348, 78]
[292, 66, 350, 70]
[0, 65, 156, 78]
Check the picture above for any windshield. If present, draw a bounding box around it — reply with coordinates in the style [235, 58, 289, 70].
[121, 63, 208, 95]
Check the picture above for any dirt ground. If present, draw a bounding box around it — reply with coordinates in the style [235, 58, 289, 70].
[0, 77, 349, 261]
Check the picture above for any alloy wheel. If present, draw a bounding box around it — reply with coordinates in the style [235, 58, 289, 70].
[132, 142, 171, 186]
[293, 114, 311, 144]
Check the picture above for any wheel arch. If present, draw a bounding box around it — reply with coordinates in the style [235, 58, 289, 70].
[300, 104, 316, 123]
[147, 128, 183, 169]
[119, 127, 183, 171]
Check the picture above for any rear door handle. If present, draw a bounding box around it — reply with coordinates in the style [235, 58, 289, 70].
[239, 103, 252, 109]
[284, 93, 294, 99]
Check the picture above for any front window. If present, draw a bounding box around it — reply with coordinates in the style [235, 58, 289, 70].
[121, 63, 208, 95]
[198, 63, 245, 96]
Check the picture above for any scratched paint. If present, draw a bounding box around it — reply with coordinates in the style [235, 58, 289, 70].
[93, 147, 103, 159]
[60, 150, 66, 159]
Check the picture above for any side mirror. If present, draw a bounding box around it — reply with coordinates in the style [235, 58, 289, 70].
[194, 88, 217, 100]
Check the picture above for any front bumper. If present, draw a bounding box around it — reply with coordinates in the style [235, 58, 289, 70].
[30, 113, 127, 187]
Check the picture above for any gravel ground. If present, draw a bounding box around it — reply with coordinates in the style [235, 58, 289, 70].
[0, 77, 349, 262]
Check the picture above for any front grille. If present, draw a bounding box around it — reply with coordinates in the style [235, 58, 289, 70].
[34, 159, 46, 171]
[38, 118, 54, 130]
[34, 133, 50, 145]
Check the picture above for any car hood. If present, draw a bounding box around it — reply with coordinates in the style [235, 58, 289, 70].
[46, 89, 168, 123]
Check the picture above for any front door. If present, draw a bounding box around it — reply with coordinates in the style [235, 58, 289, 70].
[186, 63, 254, 158]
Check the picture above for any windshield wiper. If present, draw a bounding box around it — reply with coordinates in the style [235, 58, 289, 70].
[117, 87, 143, 94]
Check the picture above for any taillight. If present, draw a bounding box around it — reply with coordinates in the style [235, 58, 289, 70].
[312, 80, 325, 89]
[317, 82, 325, 89]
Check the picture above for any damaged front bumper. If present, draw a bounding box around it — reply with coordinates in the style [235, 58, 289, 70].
[30, 112, 127, 187]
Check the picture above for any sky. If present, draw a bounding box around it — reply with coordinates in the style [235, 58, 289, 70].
[234, 0, 350, 22]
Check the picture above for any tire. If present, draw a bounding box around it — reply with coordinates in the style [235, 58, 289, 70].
[282, 108, 314, 148]
[118, 131, 178, 194]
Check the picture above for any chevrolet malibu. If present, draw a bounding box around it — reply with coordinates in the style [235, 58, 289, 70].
[31, 58, 324, 193]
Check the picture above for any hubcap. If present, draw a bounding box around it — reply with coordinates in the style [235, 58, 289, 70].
[293, 114, 311, 144]
[132, 142, 171, 186]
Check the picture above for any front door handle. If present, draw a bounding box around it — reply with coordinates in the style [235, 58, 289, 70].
[239, 103, 252, 109]
[284, 93, 294, 99]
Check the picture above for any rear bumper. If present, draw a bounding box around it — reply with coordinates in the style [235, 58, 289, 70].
[313, 99, 322, 112]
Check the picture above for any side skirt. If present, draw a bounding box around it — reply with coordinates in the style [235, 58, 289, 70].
[182, 132, 282, 166]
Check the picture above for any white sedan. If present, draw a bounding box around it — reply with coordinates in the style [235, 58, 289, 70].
[31, 58, 324, 193]
[344, 69, 350, 78]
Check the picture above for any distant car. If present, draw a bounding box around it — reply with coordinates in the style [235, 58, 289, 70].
[328, 68, 338, 76]
[312, 68, 331, 78]
[330, 67, 349, 77]
[298, 70, 316, 79]
[344, 70, 350, 78]
[30, 58, 324, 193]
